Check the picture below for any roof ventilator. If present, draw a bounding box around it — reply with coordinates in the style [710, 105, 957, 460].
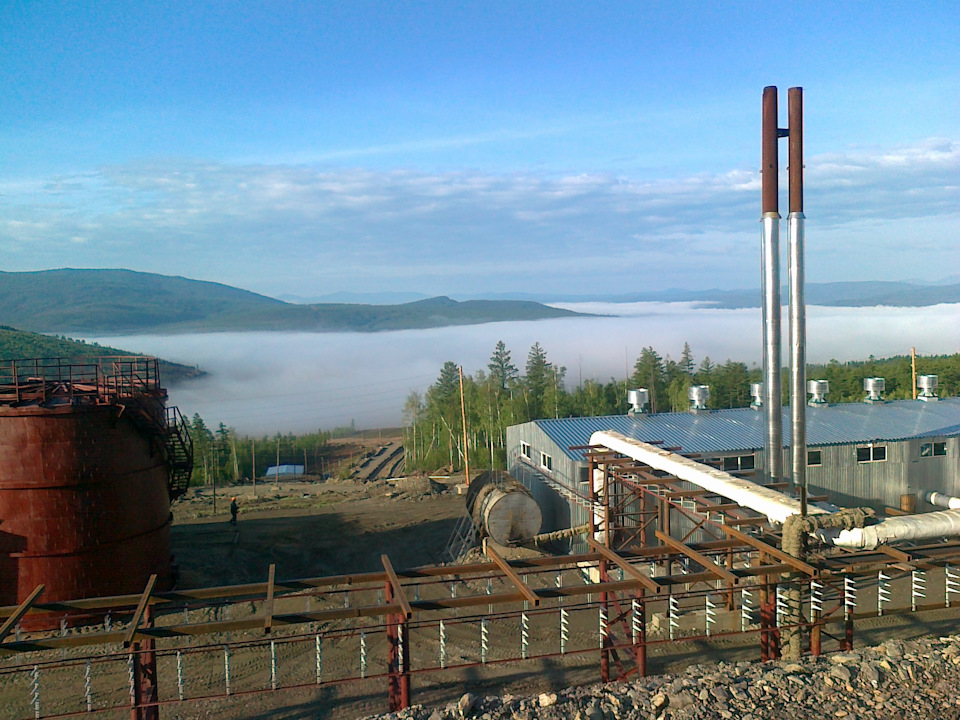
[807, 379, 829, 406]
[688, 385, 710, 413]
[863, 377, 885, 404]
[627, 388, 649, 416]
[917, 375, 939, 402]
[750, 382, 763, 410]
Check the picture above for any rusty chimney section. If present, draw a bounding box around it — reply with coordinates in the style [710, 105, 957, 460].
[787, 87, 807, 514]
[761, 86, 783, 484]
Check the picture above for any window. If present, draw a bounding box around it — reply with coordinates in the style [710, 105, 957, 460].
[520, 441, 532, 459]
[856, 445, 887, 463]
[721, 454, 755, 472]
[921, 441, 947, 458]
[540, 452, 553, 471]
[807, 450, 822, 467]
[579, 466, 590, 485]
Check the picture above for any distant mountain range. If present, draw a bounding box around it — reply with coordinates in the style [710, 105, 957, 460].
[0, 270, 586, 335]
[283, 281, 960, 309]
[2, 270, 957, 337]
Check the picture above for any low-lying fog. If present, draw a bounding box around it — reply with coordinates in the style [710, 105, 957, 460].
[87, 302, 960, 436]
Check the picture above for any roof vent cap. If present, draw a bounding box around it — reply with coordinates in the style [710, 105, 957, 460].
[627, 388, 649, 415]
[807, 379, 829, 406]
[917, 374, 939, 402]
[863, 377, 885, 404]
[688, 385, 710, 412]
[749, 382, 763, 410]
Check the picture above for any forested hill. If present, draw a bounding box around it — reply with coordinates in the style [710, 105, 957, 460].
[0, 269, 586, 334]
[0, 325, 203, 385]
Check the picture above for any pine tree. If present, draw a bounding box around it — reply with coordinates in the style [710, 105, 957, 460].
[680, 342, 695, 376]
[488, 340, 519, 393]
[632, 347, 667, 413]
[524, 342, 552, 420]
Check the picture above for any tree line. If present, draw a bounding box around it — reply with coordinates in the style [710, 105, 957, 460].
[182, 343, 960, 483]
[186, 418, 341, 487]
[402, 341, 960, 473]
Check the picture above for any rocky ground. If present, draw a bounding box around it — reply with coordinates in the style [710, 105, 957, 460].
[367, 634, 960, 720]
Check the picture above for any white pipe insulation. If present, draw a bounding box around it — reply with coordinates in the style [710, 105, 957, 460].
[589, 431, 827, 525]
[814, 509, 960, 550]
[924, 491, 960, 510]
[590, 430, 960, 551]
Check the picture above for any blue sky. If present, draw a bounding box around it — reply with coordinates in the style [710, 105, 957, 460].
[1, 2, 957, 299]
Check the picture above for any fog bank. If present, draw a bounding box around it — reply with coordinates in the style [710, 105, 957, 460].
[87, 302, 960, 435]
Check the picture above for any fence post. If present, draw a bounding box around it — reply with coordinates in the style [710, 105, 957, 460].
[599, 559, 609, 683]
[385, 580, 410, 711]
[843, 576, 856, 651]
[633, 590, 647, 677]
[131, 604, 159, 720]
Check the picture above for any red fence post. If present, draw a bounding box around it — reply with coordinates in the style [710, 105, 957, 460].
[131, 605, 159, 720]
[599, 559, 609, 683]
[635, 589, 647, 678]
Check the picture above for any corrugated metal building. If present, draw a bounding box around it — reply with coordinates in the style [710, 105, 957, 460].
[507, 397, 960, 543]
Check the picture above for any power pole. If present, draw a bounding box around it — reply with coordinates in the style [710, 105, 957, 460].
[911, 347, 918, 399]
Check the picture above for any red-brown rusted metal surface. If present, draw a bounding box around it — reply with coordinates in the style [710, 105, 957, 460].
[789, 86, 804, 214]
[0, 358, 177, 628]
[762, 85, 779, 215]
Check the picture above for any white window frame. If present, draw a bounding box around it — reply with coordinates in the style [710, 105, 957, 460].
[540, 451, 553, 471]
[920, 441, 947, 458]
[856, 444, 887, 463]
[520, 441, 532, 459]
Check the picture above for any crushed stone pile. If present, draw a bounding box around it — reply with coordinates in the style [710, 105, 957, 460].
[362, 634, 960, 720]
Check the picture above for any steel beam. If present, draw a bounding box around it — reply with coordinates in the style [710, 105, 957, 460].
[586, 538, 661, 593]
[264, 564, 276, 633]
[124, 575, 157, 647]
[655, 531, 738, 584]
[382, 555, 413, 619]
[717, 524, 817, 576]
[0, 585, 43, 643]
[485, 544, 540, 606]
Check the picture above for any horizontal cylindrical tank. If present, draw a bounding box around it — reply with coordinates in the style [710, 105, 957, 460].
[467, 472, 542, 545]
[0, 403, 172, 627]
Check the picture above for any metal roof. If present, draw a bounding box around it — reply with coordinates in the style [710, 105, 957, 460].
[533, 397, 960, 461]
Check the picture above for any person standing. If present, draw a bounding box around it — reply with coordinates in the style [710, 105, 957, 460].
[230, 496, 239, 526]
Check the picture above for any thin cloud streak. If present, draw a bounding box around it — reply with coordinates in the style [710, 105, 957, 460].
[2, 139, 957, 296]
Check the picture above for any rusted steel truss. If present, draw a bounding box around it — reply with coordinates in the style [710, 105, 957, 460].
[4, 446, 960, 718]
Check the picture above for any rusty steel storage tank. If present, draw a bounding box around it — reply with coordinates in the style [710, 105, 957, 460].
[0, 357, 193, 627]
[466, 470, 542, 545]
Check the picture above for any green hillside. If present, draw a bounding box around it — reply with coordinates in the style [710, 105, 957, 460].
[0, 269, 586, 334]
[0, 326, 203, 385]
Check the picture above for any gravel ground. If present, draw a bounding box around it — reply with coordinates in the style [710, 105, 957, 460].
[365, 634, 960, 720]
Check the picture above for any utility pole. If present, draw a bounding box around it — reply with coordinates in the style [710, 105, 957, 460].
[252, 438, 257, 496]
[911, 347, 918, 399]
[459, 366, 470, 485]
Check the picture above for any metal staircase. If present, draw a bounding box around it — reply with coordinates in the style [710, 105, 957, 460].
[125, 400, 194, 501]
[163, 407, 194, 499]
[443, 512, 478, 563]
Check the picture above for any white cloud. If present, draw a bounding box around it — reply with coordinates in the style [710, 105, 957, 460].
[0, 138, 956, 295]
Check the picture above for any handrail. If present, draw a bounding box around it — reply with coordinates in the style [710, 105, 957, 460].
[0, 356, 162, 407]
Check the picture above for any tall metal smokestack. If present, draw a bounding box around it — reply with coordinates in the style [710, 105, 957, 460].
[787, 87, 806, 514]
[761, 86, 783, 483]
